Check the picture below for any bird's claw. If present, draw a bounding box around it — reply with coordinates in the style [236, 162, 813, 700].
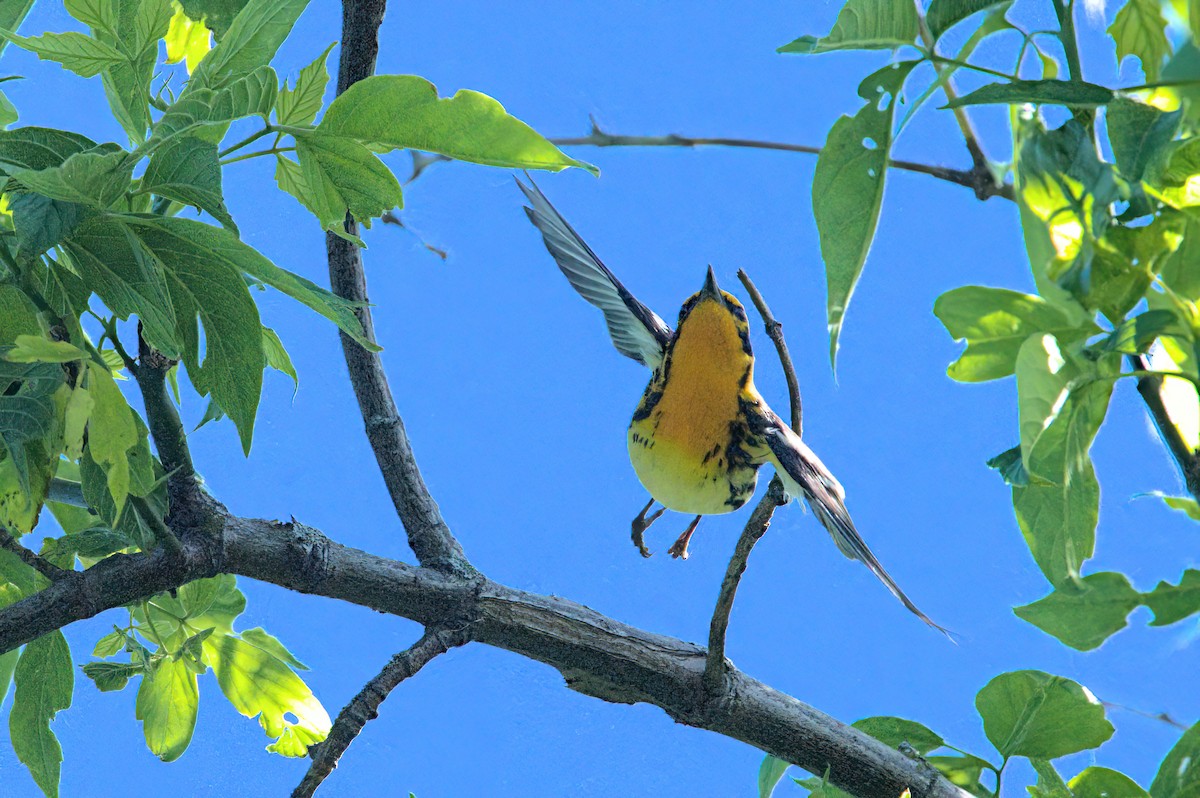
[631, 500, 666, 558]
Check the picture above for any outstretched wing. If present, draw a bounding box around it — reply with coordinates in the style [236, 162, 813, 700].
[517, 176, 672, 369]
[749, 405, 953, 638]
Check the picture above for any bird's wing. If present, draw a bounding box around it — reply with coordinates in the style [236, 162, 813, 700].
[517, 176, 672, 369]
[748, 405, 953, 638]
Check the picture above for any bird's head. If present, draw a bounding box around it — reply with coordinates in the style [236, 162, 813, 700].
[672, 266, 754, 375]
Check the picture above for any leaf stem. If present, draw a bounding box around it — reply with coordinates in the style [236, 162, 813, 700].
[0, 526, 70, 582]
[216, 126, 275, 158]
[1051, 0, 1084, 82]
[219, 146, 296, 166]
[926, 53, 1017, 82]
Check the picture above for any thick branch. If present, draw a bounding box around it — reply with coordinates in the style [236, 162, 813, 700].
[550, 123, 1014, 202]
[293, 626, 469, 797]
[327, 0, 470, 575]
[0, 513, 969, 798]
[134, 333, 200, 507]
[1130, 354, 1200, 501]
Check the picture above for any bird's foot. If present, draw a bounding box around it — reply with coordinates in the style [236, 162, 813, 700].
[631, 498, 666, 558]
[667, 515, 702, 560]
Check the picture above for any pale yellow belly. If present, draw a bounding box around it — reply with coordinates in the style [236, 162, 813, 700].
[627, 422, 760, 515]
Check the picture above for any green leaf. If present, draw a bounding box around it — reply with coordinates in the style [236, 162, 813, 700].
[1031, 759, 1073, 798]
[1143, 569, 1200, 625]
[1014, 571, 1142, 650]
[945, 79, 1114, 109]
[757, 755, 790, 797]
[178, 0, 249, 37]
[0, 358, 65, 494]
[986, 445, 1035, 487]
[926, 0, 1011, 39]
[86, 361, 137, 516]
[1153, 722, 1200, 798]
[136, 654, 198, 761]
[1107, 98, 1181, 182]
[0, 28, 124, 77]
[851, 716, 944, 754]
[64, 0, 116, 32]
[0, 0, 35, 59]
[0, 126, 98, 172]
[792, 774, 854, 797]
[0, 645, 15, 710]
[777, 0, 918, 53]
[4, 336, 87, 364]
[9, 147, 133, 208]
[1109, 0, 1170, 82]
[164, 3, 212, 74]
[273, 152, 364, 244]
[9, 632, 73, 798]
[276, 42, 332, 126]
[318, 74, 596, 174]
[80, 660, 142, 691]
[262, 326, 297, 390]
[44, 526, 132, 562]
[294, 130, 403, 232]
[152, 66, 277, 143]
[95, 0, 173, 143]
[117, 216, 264, 451]
[142, 135, 236, 231]
[9, 194, 85, 260]
[926, 754, 996, 798]
[0, 283, 39, 342]
[1070, 767, 1150, 798]
[1087, 309, 1187, 355]
[1016, 334, 1078, 463]
[812, 60, 916, 368]
[975, 670, 1113, 760]
[204, 631, 331, 756]
[92, 630, 125, 658]
[934, 286, 1098, 382]
[189, 0, 310, 90]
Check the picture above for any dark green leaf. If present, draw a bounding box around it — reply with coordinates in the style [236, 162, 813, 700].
[757, 755, 790, 798]
[1071, 766, 1150, 797]
[1143, 569, 1200, 626]
[178, 0, 249, 37]
[813, 60, 916, 368]
[136, 654, 198, 761]
[975, 670, 1113, 760]
[189, 0, 309, 90]
[1153, 722, 1200, 798]
[1014, 571, 1142, 650]
[9, 147, 133, 208]
[276, 42, 332, 126]
[294, 130, 402, 231]
[926, 0, 1011, 39]
[64, 0, 116, 32]
[9, 632, 73, 798]
[1107, 98, 1181, 182]
[1109, 0, 1170, 82]
[0, 358, 65, 494]
[94, 0, 172, 143]
[852, 716, 944, 755]
[9, 194, 84, 260]
[0, 284, 39, 342]
[46, 526, 132, 561]
[1088, 309, 1186, 355]
[0, 28, 124, 77]
[945, 80, 1114, 109]
[777, 0, 918, 53]
[0, 126, 97, 173]
[81, 660, 141, 692]
[142, 135, 236, 232]
[934, 285, 1098, 382]
[318, 74, 596, 174]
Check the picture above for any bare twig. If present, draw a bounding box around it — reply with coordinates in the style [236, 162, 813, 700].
[293, 626, 469, 797]
[1102, 700, 1190, 731]
[704, 271, 805, 693]
[0, 527, 70, 582]
[1130, 354, 1200, 502]
[328, 0, 471, 575]
[550, 120, 1014, 202]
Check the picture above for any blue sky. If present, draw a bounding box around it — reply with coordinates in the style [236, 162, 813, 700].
[1, 1, 1198, 796]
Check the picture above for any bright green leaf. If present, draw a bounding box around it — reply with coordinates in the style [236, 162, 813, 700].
[86, 361, 137, 516]
[276, 42, 332, 126]
[96, 0, 173, 143]
[262, 326, 297, 391]
[0, 0, 35, 59]
[927, 754, 995, 797]
[188, 0, 309, 90]
[852, 716, 944, 755]
[945, 79, 1114, 109]
[9, 146, 133, 208]
[1070, 767, 1150, 798]
[1014, 571, 1142, 650]
[975, 670, 1113, 760]
[777, 0, 918, 53]
[9, 632, 73, 798]
[319, 74, 596, 174]
[4, 336, 87, 364]
[164, 2, 211, 74]
[0, 28, 124, 77]
[64, 0, 115, 32]
[758, 755, 790, 797]
[812, 60, 916, 368]
[1143, 569, 1200, 625]
[1153, 722, 1200, 798]
[934, 286, 1098, 382]
[136, 654, 198, 761]
[177, 0, 249, 37]
[1109, 0, 1171, 82]
[294, 130, 403, 231]
[92, 630, 125, 658]
[152, 65, 276, 142]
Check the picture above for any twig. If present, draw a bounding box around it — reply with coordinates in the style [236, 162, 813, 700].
[328, 0, 471, 576]
[134, 331, 197, 499]
[292, 626, 469, 798]
[1130, 354, 1200, 502]
[47, 477, 87, 508]
[0, 527, 70, 582]
[129, 495, 183, 555]
[550, 121, 1014, 202]
[737, 270, 802, 436]
[703, 271, 805, 693]
[1102, 700, 1190, 730]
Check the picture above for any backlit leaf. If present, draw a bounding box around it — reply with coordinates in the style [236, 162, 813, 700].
[1143, 569, 1200, 625]
[0, 28, 123, 77]
[276, 42, 332, 126]
[9, 632, 73, 798]
[975, 670, 1113, 760]
[1109, 0, 1171, 82]
[136, 654, 198, 761]
[778, 0, 918, 53]
[1014, 571, 1141, 650]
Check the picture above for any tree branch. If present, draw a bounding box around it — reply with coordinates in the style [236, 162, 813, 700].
[327, 0, 471, 575]
[0, 508, 970, 798]
[0, 527, 70, 582]
[134, 332, 200, 507]
[292, 625, 469, 797]
[1130, 354, 1200, 502]
[549, 120, 1015, 202]
[704, 270, 804, 693]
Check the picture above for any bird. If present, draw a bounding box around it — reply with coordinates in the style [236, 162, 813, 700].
[516, 176, 949, 636]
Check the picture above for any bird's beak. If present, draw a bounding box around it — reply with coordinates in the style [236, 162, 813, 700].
[701, 265, 721, 301]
